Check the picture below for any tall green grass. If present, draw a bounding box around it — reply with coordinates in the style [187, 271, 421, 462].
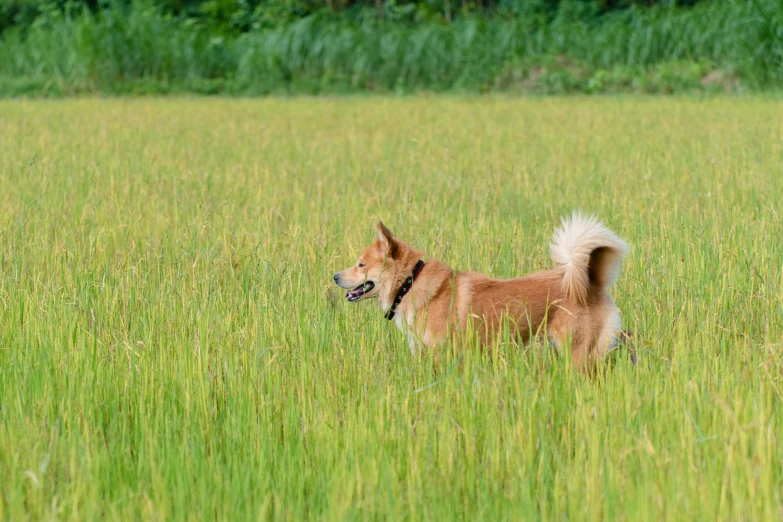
[0, 97, 782, 520]
[1, 0, 782, 95]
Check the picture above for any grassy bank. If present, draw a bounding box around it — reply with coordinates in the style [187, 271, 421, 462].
[0, 97, 782, 519]
[1, 0, 782, 96]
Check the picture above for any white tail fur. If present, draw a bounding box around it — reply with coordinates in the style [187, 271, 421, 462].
[549, 212, 629, 304]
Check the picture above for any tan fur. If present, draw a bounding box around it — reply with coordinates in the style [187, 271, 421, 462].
[333, 215, 630, 373]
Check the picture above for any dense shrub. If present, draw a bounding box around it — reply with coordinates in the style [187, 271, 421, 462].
[0, 0, 781, 95]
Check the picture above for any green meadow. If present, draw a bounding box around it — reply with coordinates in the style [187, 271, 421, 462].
[0, 97, 782, 520]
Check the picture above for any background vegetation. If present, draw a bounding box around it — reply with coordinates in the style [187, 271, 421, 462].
[0, 0, 781, 95]
[1, 97, 782, 520]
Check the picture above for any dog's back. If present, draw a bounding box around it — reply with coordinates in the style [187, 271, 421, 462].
[427, 213, 628, 370]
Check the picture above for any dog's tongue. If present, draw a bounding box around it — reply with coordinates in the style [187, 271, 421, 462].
[346, 287, 363, 298]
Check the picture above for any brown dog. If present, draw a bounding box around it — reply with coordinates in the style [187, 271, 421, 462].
[333, 213, 630, 371]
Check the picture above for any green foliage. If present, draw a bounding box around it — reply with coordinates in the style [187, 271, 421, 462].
[1, 0, 710, 35]
[0, 0, 780, 95]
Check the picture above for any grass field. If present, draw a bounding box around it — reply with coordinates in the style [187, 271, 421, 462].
[0, 97, 782, 521]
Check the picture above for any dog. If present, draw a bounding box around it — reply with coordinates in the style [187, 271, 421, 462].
[333, 213, 631, 372]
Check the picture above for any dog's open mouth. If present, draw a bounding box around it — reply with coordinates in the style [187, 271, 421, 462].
[345, 281, 375, 302]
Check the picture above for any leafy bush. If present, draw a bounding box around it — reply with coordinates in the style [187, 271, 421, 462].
[0, 0, 780, 95]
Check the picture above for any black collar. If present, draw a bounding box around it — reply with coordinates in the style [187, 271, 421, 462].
[385, 260, 425, 320]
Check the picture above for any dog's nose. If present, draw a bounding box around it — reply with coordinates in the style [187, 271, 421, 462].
[333, 274, 340, 283]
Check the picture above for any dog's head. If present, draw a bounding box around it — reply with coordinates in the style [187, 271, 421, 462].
[333, 221, 406, 303]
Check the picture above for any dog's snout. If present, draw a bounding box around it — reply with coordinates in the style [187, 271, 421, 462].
[333, 273, 340, 283]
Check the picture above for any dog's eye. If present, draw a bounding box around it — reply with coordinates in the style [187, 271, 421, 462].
[358, 262, 365, 268]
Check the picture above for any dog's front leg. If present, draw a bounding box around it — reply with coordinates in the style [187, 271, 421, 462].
[392, 313, 418, 355]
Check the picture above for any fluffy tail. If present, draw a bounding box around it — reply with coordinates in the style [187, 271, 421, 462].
[549, 212, 629, 304]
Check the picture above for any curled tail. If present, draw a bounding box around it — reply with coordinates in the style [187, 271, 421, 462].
[549, 212, 629, 304]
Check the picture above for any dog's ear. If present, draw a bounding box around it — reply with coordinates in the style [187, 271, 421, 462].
[377, 221, 399, 258]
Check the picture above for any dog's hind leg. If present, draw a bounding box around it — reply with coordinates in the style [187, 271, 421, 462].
[547, 313, 595, 374]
